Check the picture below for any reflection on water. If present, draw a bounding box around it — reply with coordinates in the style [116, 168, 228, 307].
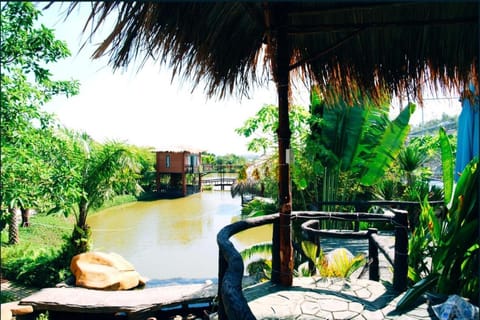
[87, 191, 272, 283]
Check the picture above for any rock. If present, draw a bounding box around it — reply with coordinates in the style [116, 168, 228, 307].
[70, 252, 147, 290]
[1, 301, 34, 319]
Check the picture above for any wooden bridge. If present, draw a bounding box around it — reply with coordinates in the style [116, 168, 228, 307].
[200, 164, 243, 174]
[200, 165, 241, 189]
[202, 177, 236, 189]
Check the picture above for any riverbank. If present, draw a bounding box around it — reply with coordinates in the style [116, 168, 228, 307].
[1, 195, 141, 303]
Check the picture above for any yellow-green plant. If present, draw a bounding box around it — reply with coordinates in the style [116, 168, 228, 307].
[301, 241, 366, 279]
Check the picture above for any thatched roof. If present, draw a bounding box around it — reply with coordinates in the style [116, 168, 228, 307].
[64, 2, 478, 103]
[57, 0, 479, 289]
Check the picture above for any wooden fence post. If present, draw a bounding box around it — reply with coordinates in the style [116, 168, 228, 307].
[393, 209, 408, 292]
[368, 228, 379, 281]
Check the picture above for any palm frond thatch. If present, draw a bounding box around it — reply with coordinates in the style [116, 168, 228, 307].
[55, 1, 479, 286]
[63, 2, 478, 102]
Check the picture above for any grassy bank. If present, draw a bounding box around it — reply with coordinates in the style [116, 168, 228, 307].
[1, 195, 138, 302]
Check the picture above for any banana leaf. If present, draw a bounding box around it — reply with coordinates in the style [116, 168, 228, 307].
[240, 242, 272, 261]
[439, 127, 453, 205]
[360, 103, 415, 186]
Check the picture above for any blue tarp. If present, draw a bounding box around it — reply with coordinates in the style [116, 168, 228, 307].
[455, 85, 479, 181]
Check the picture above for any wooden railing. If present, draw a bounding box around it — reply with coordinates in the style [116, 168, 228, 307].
[217, 214, 279, 320]
[216, 201, 443, 320]
[299, 209, 408, 292]
[202, 177, 237, 186]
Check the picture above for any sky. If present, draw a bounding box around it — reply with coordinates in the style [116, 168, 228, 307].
[37, 3, 461, 156]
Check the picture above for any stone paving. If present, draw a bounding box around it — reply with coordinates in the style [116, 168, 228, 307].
[2, 277, 436, 319]
[244, 277, 433, 320]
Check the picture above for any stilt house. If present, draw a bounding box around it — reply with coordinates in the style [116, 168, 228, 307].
[155, 148, 202, 198]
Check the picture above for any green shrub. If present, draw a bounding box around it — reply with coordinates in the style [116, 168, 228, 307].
[241, 198, 277, 217]
[0, 290, 16, 303]
[1, 243, 72, 288]
[1, 213, 75, 288]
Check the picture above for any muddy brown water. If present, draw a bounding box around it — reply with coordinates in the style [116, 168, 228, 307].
[87, 191, 271, 286]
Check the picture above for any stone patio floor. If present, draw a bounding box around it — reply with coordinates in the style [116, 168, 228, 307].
[2, 276, 436, 319]
[244, 277, 434, 320]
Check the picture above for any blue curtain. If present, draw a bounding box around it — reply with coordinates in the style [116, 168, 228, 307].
[455, 87, 479, 181]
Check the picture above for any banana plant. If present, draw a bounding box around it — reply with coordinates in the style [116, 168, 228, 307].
[396, 127, 479, 311]
[356, 102, 415, 186]
[306, 86, 415, 205]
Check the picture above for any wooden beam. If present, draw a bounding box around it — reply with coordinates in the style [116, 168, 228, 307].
[271, 3, 293, 287]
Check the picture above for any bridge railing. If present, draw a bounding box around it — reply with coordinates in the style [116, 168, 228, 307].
[202, 177, 237, 186]
[201, 164, 244, 173]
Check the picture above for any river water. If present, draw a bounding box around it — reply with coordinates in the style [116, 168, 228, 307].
[87, 191, 272, 285]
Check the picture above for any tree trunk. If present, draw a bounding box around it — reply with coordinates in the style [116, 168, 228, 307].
[77, 201, 88, 229]
[71, 201, 91, 254]
[71, 224, 91, 254]
[21, 207, 32, 227]
[271, 4, 293, 286]
[8, 207, 20, 245]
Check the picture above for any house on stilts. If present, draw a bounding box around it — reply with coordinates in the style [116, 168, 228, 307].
[154, 148, 202, 198]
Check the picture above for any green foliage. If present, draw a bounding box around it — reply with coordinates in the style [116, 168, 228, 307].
[1, 213, 74, 288]
[398, 131, 479, 311]
[246, 259, 272, 281]
[358, 103, 415, 186]
[128, 145, 156, 194]
[301, 241, 366, 279]
[240, 242, 272, 261]
[214, 154, 248, 168]
[396, 274, 439, 312]
[306, 86, 413, 207]
[0, 291, 16, 303]
[1, 244, 71, 288]
[241, 244, 272, 281]
[36, 312, 50, 320]
[235, 104, 310, 203]
[240, 198, 277, 217]
[439, 128, 454, 202]
[398, 143, 428, 186]
[201, 152, 215, 164]
[50, 138, 143, 254]
[1, 1, 80, 234]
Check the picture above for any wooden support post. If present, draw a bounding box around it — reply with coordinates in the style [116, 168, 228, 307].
[368, 228, 379, 281]
[393, 210, 408, 292]
[271, 4, 293, 286]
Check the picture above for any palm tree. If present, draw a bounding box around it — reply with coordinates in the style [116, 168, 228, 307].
[59, 1, 478, 286]
[7, 207, 20, 245]
[398, 144, 428, 187]
[71, 139, 142, 254]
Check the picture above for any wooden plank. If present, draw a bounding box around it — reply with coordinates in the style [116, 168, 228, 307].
[19, 283, 217, 316]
